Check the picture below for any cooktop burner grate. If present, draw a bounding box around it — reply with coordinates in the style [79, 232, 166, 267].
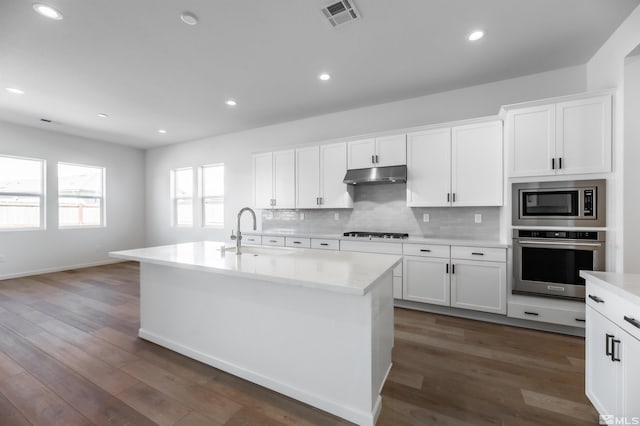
[343, 231, 409, 239]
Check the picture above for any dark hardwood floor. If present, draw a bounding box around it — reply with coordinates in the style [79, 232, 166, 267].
[0, 262, 598, 425]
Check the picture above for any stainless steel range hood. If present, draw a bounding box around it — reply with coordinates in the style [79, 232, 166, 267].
[343, 165, 407, 185]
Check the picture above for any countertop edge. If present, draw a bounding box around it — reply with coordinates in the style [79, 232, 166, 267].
[580, 271, 640, 306]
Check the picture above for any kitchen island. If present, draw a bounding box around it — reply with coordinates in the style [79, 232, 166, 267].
[110, 241, 402, 426]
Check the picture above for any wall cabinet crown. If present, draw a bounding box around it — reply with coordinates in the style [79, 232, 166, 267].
[406, 120, 503, 207]
[295, 142, 353, 209]
[505, 94, 612, 177]
[253, 150, 296, 209]
[347, 134, 406, 169]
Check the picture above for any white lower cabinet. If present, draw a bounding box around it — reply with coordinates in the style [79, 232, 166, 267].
[450, 260, 506, 314]
[403, 256, 450, 306]
[403, 244, 507, 314]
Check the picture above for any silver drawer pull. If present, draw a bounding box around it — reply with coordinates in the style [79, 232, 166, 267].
[524, 311, 539, 316]
[471, 252, 484, 256]
[320, 243, 329, 246]
[575, 318, 586, 323]
[293, 241, 301, 244]
[624, 316, 640, 329]
[547, 285, 565, 292]
[420, 249, 431, 252]
[269, 240, 277, 243]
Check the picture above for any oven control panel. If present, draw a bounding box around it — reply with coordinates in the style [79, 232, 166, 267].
[516, 230, 601, 240]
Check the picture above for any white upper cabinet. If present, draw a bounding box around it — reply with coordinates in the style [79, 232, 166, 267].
[320, 142, 353, 208]
[295, 146, 321, 209]
[295, 142, 353, 209]
[253, 149, 295, 209]
[407, 128, 451, 207]
[451, 121, 503, 206]
[507, 94, 612, 177]
[407, 120, 503, 207]
[347, 134, 406, 169]
[253, 152, 274, 209]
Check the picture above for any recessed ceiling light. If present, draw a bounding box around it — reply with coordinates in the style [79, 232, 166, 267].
[319, 73, 331, 81]
[158, 129, 167, 134]
[32, 3, 63, 20]
[225, 99, 237, 107]
[5, 87, 25, 95]
[180, 12, 198, 26]
[467, 30, 485, 42]
[97, 113, 109, 118]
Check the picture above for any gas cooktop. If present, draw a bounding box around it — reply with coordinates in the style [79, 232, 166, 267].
[343, 232, 409, 239]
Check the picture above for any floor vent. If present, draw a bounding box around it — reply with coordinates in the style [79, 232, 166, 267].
[322, 0, 359, 27]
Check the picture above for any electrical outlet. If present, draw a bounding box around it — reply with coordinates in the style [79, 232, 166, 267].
[299, 212, 305, 220]
[423, 213, 430, 223]
[474, 213, 482, 224]
[334, 213, 340, 221]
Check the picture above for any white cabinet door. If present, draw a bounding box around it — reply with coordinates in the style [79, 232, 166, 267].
[253, 152, 273, 209]
[556, 95, 612, 175]
[320, 142, 352, 208]
[451, 121, 503, 206]
[586, 306, 623, 417]
[403, 256, 450, 306]
[273, 150, 295, 209]
[347, 138, 375, 169]
[406, 128, 451, 207]
[450, 259, 506, 314]
[508, 104, 556, 177]
[296, 146, 320, 209]
[375, 134, 406, 167]
[622, 329, 640, 418]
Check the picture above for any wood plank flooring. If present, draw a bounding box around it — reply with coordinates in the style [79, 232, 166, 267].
[0, 263, 598, 425]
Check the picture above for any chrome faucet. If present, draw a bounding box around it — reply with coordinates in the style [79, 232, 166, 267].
[230, 207, 257, 255]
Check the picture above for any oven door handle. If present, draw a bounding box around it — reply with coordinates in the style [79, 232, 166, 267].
[517, 240, 603, 248]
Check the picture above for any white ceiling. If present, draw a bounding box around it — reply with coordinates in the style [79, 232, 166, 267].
[0, 0, 638, 149]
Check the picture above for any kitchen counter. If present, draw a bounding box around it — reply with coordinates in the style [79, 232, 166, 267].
[110, 241, 401, 296]
[580, 271, 640, 306]
[245, 230, 510, 248]
[109, 241, 396, 425]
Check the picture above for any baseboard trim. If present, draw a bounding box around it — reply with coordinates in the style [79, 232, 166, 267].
[0, 259, 125, 281]
[394, 299, 585, 337]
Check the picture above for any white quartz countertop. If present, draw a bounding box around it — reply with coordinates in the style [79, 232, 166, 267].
[581, 271, 640, 306]
[110, 241, 402, 296]
[245, 231, 509, 248]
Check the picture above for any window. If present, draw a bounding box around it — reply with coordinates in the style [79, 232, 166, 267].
[202, 164, 224, 227]
[171, 167, 194, 226]
[0, 155, 45, 230]
[58, 162, 105, 227]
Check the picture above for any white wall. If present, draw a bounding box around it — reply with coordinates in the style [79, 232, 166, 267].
[587, 4, 640, 272]
[145, 65, 587, 246]
[624, 55, 640, 273]
[0, 121, 146, 279]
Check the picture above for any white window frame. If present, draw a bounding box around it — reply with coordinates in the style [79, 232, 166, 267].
[201, 163, 224, 228]
[171, 167, 195, 227]
[57, 162, 106, 229]
[0, 154, 46, 231]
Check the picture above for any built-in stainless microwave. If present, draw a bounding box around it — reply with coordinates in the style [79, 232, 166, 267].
[512, 179, 606, 227]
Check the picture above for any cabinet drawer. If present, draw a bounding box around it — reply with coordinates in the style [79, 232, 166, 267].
[586, 282, 640, 341]
[262, 236, 285, 246]
[243, 235, 262, 245]
[285, 237, 311, 248]
[311, 239, 339, 250]
[340, 240, 402, 255]
[508, 302, 586, 328]
[451, 246, 506, 262]
[402, 243, 449, 258]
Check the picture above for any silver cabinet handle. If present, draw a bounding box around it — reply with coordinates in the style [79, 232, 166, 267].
[419, 249, 431, 252]
[624, 316, 640, 329]
[471, 252, 484, 256]
[518, 240, 603, 247]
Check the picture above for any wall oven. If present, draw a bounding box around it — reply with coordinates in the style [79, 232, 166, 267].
[513, 230, 605, 301]
[512, 179, 606, 227]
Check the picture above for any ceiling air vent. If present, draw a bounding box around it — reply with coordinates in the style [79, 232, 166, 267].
[322, 0, 359, 27]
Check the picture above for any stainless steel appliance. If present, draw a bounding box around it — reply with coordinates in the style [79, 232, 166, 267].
[513, 229, 605, 300]
[343, 231, 408, 239]
[512, 179, 606, 227]
[343, 165, 407, 185]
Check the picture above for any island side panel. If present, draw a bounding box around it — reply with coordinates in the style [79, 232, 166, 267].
[138, 262, 392, 426]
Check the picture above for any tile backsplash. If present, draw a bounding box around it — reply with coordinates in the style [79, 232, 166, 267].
[262, 183, 501, 240]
